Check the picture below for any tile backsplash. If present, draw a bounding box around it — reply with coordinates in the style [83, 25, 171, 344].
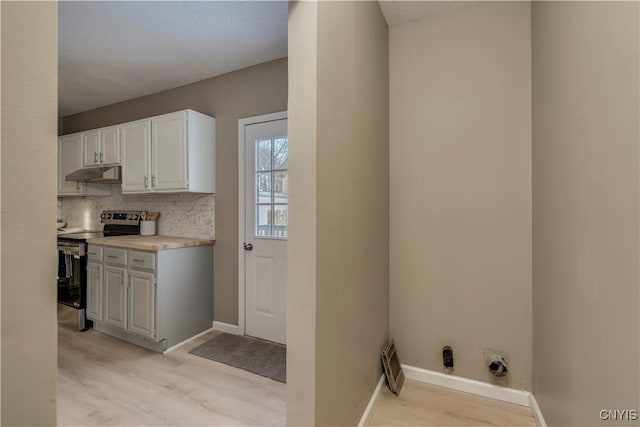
[57, 186, 215, 238]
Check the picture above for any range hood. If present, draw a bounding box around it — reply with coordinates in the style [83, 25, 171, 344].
[66, 166, 122, 184]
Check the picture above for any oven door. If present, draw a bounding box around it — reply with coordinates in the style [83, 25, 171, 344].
[57, 240, 87, 330]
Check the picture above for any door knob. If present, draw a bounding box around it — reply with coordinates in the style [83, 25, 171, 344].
[243, 243, 253, 251]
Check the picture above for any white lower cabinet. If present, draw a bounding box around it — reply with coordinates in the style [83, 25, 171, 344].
[128, 270, 156, 339]
[86, 262, 103, 322]
[86, 243, 213, 352]
[91, 247, 155, 338]
[104, 265, 127, 330]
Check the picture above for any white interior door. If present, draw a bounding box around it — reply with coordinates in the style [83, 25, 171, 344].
[244, 118, 288, 344]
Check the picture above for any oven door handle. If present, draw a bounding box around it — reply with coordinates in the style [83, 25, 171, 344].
[57, 245, 85, 257]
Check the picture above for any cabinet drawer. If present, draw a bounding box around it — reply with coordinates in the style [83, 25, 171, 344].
[87, 245, 103, 262]
[104, 247, 127, 265]
[128, 250, 156, 271]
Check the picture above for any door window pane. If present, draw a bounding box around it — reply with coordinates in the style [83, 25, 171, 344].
[256, 172, 272, 203]
[257, 139, 272, 171]
[273, 204, 288, 238]
[273, 171, 288, 204]
[257, 205, 272, 237]
[273, 138, 288, 169]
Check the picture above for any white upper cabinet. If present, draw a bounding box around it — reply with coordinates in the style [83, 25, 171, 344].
[60, 109, 214, 196]
[152, 111, 188, 191]
[121, 119, 152, 193]
[83, 130, 101, 167]
[82, 125, 121, 167]
[101, 126, 121, 165]
[58, 133, 85, 195]
[58, 133, 112, 197]
[122, 109, 215, 194]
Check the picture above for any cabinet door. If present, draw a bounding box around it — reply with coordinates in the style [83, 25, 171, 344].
[82, 130, 101, 167]
[128, 270, 156, 339]
[101, 126, 121, 165]
[121, 120, 151, 193]
[86, 262, 103, 322]
[103, 265, 127, 329]
[152, 111, 188, 191]
[58, 134, 85, 194]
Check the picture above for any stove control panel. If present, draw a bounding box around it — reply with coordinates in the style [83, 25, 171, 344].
[101, 210, 142, 225]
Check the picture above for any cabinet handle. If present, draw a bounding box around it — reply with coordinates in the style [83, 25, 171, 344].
[94, 152, 98, 163]
[133, 259, 144, 262]
[107, 255, 118, 259]
[88, 252, 97, 256]
[100, 152, 104, 163]
[151, 174, 156, 187]
[76, 181, 80, 190]
[144, 176, 149, 188]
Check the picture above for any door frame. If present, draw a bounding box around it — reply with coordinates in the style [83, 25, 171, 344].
[237, 111, 287, 336]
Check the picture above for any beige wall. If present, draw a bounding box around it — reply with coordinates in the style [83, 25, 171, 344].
[1, 1, 58, 425]
[286, 2, 318, 424]
[532, 2, 639, 425]
[315, 2, 389, 424]
[287, 1, 389, 425]
[62, 58, 288, 325]
[389, 2, 533, 389]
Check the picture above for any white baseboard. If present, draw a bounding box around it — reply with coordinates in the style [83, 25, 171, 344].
[212, 321, 240, 335]
[529, 393, 548, 427]
[402, 364, 531, 407]
[358, 374, 385, 427]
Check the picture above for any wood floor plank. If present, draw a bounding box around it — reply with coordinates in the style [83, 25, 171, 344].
[369, 379, 537, 427]
[57, 308, 286, 426]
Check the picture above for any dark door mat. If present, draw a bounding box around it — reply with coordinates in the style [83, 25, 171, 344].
[189, 332, 286, 383]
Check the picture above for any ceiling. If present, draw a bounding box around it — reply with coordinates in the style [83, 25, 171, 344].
[59, 1, 288, 117]
[59, 1, 473, 117]
[379, 1, 474, 27]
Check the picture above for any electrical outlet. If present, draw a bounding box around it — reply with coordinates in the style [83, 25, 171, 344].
[483, 348, 509, 365]
[442, 346, 454, 371]
[484, 348, 510, 385]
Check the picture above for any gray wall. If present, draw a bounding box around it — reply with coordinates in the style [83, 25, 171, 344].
[1, 2, 58, 424]
[288, 1, 389, 425]
[389, 2, 533, 389]
[532, 2, 639, 425]
[62, 58, 288, 325]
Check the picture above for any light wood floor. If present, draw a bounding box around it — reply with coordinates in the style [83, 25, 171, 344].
[57, 308, 286, 426]
[59, 309, 535, 427]
[369, 378, 537, 427]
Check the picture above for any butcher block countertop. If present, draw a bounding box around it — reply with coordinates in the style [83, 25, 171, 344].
[87, 235, 215, 251]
